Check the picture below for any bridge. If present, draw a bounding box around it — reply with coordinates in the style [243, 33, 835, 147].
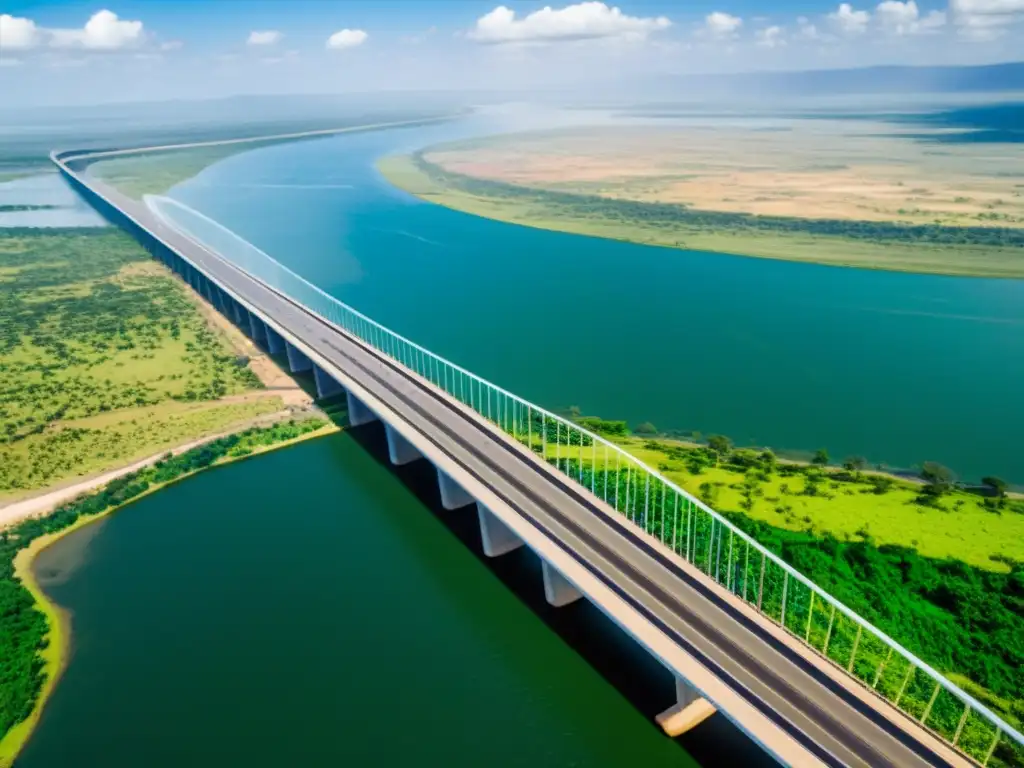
[53, 138, 1023, 768]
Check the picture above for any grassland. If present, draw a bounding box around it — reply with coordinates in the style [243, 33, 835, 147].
[86, 145, 256, 199]
[378, 123, 1024, 278]
[0, 227, 281, 500]
[547, 434, 1024, 572]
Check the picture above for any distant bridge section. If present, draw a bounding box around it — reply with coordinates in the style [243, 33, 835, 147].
[52, 139, 1023, 768]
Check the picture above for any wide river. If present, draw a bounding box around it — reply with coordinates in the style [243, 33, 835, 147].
[22, 434, 738, 767]
[162, 114, 1024, 484]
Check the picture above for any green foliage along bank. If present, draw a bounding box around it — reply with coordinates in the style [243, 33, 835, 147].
[0, 418, 331, 759]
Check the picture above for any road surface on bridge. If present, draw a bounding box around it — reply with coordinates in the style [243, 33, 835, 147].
[56, 153, 969, 768]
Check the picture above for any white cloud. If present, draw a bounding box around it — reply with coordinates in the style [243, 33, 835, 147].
[326, 28, 368, 49]
[795, 15, 823, 39]
[50, 10, 144, 50]
[247, 30, 281, 46]
[0, 57, 23, 67]
[704, 11, 743, 39]
[950, 0, 1024, 39]
[828, 3, 871, 34]
[160, 40, 183, 51]
[1, 14, 40, 50]
[468, 2, 670, 44]
[875, 1, 946, 34]
[756, 24, 786, 47]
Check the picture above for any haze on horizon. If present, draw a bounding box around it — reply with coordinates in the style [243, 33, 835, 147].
[2, 0, 1024, 108]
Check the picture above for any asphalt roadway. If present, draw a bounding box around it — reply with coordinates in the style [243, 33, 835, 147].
[56, 155, 966, 768]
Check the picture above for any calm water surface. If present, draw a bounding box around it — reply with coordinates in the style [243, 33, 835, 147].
[166, 119, 1024, 483]
[21, 435, 702, 767]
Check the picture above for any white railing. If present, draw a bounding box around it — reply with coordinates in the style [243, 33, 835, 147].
[145, 193, 1022, 767]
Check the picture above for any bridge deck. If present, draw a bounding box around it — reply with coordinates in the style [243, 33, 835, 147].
[58, 156, 969, 768]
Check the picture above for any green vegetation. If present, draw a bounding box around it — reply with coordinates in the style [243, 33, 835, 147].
[528, 419, 1022, 765]
[0, 228, 267, 498]
[378, 154, 1024, 278]
[0, 418, 333, 764]
[87, 145, 257, 198]
[0, 206, 59, 214]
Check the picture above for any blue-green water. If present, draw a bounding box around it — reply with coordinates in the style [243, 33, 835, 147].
[169, 119, 1024, 483]
[21, 435, 707, 768]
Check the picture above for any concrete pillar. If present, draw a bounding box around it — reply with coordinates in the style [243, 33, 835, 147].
[265, 325, 285, 355]
[285, 341, 312, 373]
[313, 365, 344, 400]
[248, 313, 268, 345]
[477, 503, 524, 558]
[437, 469, 474, 510]
[385, 424, 423, 466]
[656, 677, 717, 737]
[542, 560, 582, 607]
[231, 299, 245, 326]
[346, 391, 378, 426]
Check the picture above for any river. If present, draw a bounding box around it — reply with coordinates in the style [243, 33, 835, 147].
[162, 113, 1024, 484]
[20, 433, 740, 767]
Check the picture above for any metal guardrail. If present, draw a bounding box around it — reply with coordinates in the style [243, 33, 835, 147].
[145, 193, 1022, 766]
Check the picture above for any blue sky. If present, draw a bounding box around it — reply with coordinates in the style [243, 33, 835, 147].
[2, 0, 1022, 106]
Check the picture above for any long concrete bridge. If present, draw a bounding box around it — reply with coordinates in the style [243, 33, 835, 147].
[52, 138, 1023, 768]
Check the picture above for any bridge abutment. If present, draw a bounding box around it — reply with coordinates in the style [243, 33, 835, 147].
[313, 365, 344, 400]
[285, 341, 312, 373]
[385, 424, 423, 466]
[542, 560, 582, 607]
[346, 391, 378, 427]
[477, 504, 524, 558]
[436, 469, 474, 510]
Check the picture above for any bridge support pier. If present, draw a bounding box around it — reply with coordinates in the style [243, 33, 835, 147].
[285, 342, 312, 373]
[477, 504, 524, 558]
[248, 314, 268, 346]
[346, 392, 378, 427]
[385, 424, 423, 466]
[313, 365, 344, 400]
[437, 469, 474, 510]
[655, 677, 717, 737]
[265, 325, 285, 356]
[231, 300, 245, 326]
[542, 560, 582, 607]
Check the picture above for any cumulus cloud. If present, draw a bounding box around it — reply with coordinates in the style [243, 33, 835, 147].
[950, 0, 1024, 39]
[795, 15, 823, 39]
[247, 30, 281, 46]
[160, 40, 183, 51]
[49, 10, 144, 50]
[704, 11, 743, 39]
[326, 28, 368, 49]
[875, 1, 946, 34]
[467, 2, 670, 44]
[0, 14, 40, 50]
[828, 2, 871, 34]
[756, 25, 786, 47]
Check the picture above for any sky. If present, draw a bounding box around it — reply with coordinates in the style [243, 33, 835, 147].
[1, 0, 1023, 106]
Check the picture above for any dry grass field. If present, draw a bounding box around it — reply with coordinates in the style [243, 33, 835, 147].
[425, 121, 1024, 229]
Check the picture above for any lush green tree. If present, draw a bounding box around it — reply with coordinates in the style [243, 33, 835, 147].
[982, 476, 1010, 498]
[707, 434, 732, 456]
[843, 455, 868, 473]
[812, 448, 830, 467]
[633, 421, 658, 436]
[922, 461, 955, 490]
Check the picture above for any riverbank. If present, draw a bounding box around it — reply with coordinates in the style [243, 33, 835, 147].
[377, 153, 1024, 279]
[0, 418, 339, 768]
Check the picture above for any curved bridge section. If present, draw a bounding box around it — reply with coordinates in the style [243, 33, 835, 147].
[53, 144, 1022, 768]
